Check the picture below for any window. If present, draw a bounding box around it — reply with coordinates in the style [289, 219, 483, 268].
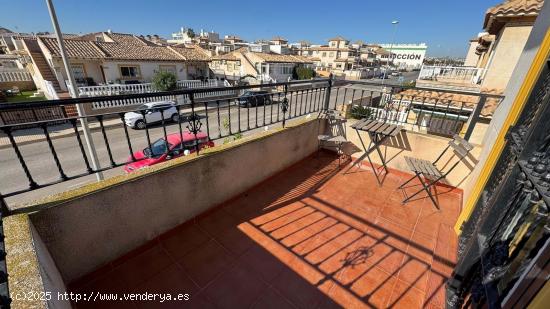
[159, 65, 176, 75]
[227, 63, 234, 71]
[119, 65, 141, 79]
[71, 64, 86, 81]
[330, 42, 336, 47]
[322, 52, 327, 57]
[329, 52, 334, 57]
[279, 64, 293, 74]
[145, 139, 172, 158]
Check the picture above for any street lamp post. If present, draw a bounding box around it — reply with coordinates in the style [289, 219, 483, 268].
[45, 0, 103, 180]
[382, 20, 399, 84]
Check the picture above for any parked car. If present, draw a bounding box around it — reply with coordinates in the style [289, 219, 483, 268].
[124, 101, 180, 129]
[124, 132, 214, 172]
[237, 90, 272, 107]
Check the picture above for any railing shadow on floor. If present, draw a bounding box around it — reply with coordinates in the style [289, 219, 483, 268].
[223, 152, 457, 307]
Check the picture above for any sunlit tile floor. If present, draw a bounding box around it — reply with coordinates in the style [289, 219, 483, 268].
[70, 151, 460, 308]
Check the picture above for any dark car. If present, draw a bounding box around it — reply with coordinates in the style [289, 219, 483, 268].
[237, 90, 272, 107]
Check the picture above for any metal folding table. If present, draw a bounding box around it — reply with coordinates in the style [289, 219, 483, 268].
[350, 119, 403, 184]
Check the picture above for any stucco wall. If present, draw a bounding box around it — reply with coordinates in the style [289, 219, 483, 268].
[464, 41, 479, 67]
[4, 214, 71, 309]
[481, 23, 533, 91]
[31, 223, 72, 309]
[29, 119, 324, 283]
[52, 58, 105, 86]
[101, 61, 188, 83]
[343, 120, 481, 189]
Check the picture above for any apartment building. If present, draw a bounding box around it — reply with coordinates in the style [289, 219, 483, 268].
[297, 36, 359, 74]
[210, 47, 313, 82]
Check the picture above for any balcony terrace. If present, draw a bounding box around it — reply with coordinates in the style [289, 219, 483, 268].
[0, 78, 503, 308]
[416, 66, 485, 92]
[68, 152, 460, 308]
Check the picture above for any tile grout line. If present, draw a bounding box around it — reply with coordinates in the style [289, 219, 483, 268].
[382, 175, 428, 308]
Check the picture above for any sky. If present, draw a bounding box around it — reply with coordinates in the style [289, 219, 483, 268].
[3, 0, 502, 57]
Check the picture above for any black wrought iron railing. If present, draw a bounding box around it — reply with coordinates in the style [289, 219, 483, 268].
[329, 80, 503, 140]
[447, 59, 550, 308]
[0, 78, 505, 206]
[0, 79, 330, 202]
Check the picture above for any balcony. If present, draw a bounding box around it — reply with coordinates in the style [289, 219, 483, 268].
[64, 152, 459, 308]
[416, 66, 485, 92]
[0, 79, 485, 308]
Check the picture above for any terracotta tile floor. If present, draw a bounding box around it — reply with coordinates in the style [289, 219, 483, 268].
[69, 152, 461, 308]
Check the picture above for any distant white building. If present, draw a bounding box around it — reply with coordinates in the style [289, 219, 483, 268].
[198, 29, 220, 43]
[168, 27, 196, 44]
[377, 43, 427, 70]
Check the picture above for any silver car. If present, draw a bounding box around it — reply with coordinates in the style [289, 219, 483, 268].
[124, 101, 180, 129]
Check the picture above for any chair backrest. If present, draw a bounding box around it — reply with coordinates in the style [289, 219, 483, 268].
[448, 135, 474, 158]
[434, 135, 476, 176]
[322, 109, 347, 138]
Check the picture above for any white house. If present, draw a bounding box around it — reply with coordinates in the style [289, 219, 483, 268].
[210, 47, 313, 83]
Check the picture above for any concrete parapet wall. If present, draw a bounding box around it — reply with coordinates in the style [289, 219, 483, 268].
[343, 119, 480, 190]
[28, 119, 324, 283]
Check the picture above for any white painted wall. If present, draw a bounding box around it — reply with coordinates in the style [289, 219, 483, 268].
[464, 41, 479, 67]
[101, 61, 188, 83]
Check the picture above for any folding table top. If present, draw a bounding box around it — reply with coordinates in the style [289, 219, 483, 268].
[351, 119, 403, 137]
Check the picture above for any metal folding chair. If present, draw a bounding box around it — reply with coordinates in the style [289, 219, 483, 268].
[399, 135, 474, 209]
[317, 109, 348, 165]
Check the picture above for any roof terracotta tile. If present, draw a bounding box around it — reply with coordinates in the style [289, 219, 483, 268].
[484, 0, 543, 32]
[395, 89, 504, 118]
[104, 32, 149, 46]
[328, 36, 348, 41]
[212, 53, 239, 61]
[169, 45, 210, 61]
[96, 42, 184, 61]
[271, 36, 288, 42]
[40, 37, 106, 59]
[248, 52, 313, 63]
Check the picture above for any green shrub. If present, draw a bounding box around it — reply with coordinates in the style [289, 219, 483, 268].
[152, 71, 177, 91]
[350, 105, 373, 120]
[222, 117, 243, 144]
[292, 66, 316, 80]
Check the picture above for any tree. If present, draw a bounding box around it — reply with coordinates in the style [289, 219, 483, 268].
[152, 71, 177, 91]
[186, 28, 195, 38]
[292, 66, 316, 80]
